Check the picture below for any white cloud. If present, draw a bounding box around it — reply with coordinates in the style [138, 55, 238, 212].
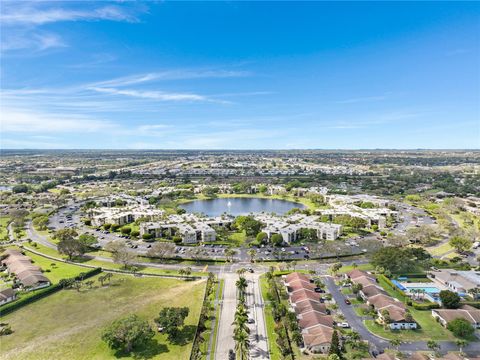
[336, 95, 388, 104]
[89, 87, 222, 103]
[0, 4, 139, 25]
[1, 31, 66, 52]
[90, 69, 251, 88]
[1, 108, 117, 133]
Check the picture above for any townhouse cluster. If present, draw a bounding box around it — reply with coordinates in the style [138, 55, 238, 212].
[140, 214, 233, 244]
[1, 249, 50, 292]
[255, 213, 342, 243]
[284, 272, 335, 354]
[88, 205, 164, 227]
[345, 269, 417, 330]
[318, 194, 399, 229]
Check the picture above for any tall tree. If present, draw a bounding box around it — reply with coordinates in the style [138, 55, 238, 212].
[102, 315, 154, 353]
[328, 330, 343, 359]
[155, 307, 189, 341]
[146, 242, 175, 262]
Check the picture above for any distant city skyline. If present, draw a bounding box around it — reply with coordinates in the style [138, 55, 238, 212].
[1, 1, 479, 149]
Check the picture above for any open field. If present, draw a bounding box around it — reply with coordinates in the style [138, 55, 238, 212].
[22, 243, 207, 277]
[24, 249, 89, 284]
[1, 274, 206, 360]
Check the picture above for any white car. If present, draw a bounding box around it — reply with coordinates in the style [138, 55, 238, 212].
[338, 322, 350, 328]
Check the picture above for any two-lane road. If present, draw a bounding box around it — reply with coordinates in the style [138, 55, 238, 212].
[246, 273, 269, 359]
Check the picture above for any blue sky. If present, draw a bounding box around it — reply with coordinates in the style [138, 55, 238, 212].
[1, 1, 479, 149]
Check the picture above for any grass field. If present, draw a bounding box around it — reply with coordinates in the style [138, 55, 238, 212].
[0, 216, 10, 239]
[364, 317, 453, 341]
[24, 249, 89, 284]
[337, 263, 374, 274]
[22, 243, 207, 277]
[427, 242, 454, 257]
[1, 274, 206, 360]
[228, 230, 247, 246]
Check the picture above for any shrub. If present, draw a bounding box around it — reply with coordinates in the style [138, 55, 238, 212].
[447, 318, 475, 338]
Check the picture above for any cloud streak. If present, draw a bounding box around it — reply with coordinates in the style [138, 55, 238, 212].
[1, 4, 140, 25]
[89, 69, 251, 88]
[1, 108, 117, 133]
[89, 87, 219, 103]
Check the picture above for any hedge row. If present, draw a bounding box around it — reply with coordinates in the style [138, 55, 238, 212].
[0, 267, 102, 316]
[190, 276, 216, 360]
[461, 301, 480, 309]
[412, 302, 439, 310]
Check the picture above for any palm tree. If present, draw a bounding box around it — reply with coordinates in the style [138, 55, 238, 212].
[247, 248, 257, 263]
[468, 288, 480, 300]
[455, 339, 468, 354]
[346, 331, 361, 349]
[427, 340, 440, 355]
[236, 276, 248, 299]
[236, 268, 247, 277]
[234, 329, 250, 360]
[225, 249, 236, 262]
[390, 338, 402, 351]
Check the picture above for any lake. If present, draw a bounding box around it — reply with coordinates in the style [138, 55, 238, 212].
[180, 197, 306, 217]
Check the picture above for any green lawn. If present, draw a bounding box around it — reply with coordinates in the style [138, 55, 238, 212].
[228, 230, 247, 246]
[259, 276, 282, 360]
[364, 317, 453, 341]
[337, 263, 374, 274]
[24, 249, 89, 284]
[23, 244, 207, 277]
[427, 242, 454, 257]
[0, 216, 10, 239]
[1, 274, 207, 360]
[371, 276, 454, 341]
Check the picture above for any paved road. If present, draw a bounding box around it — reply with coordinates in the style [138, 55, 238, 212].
[214, 270, 237, 360]
[246, 273, 269, 359]
[325, 276, 480, 356]
[324, 276, 389, 353]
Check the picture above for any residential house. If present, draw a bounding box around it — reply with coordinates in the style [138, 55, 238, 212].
[0, 288, 17, 305]
[432, 305, 480, 329]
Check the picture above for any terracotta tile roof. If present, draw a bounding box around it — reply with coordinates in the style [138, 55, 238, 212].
[298, 311, 334, 330]
[302, 326, 333, 347]
[287, 279, 316, 293]
[351, 276, 377, 288]
[290, 289, 321, 304]
[360, 284, 387, 298]
[367, 294, 405, 310]
[285, 272, 310, 284]
[346, 269, 375, 281]
[294, 299, 328, 316]
[434, 308, 480, 325]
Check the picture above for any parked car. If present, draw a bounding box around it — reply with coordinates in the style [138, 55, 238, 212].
[344, 299, 351, 305]
[338, 322, 350, 328]
[229, 349, 236, 360]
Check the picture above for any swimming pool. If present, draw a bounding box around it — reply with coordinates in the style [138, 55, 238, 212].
[405, 286, 441, 294]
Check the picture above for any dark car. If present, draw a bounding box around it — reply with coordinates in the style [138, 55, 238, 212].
[344, 299, 351, 305]
[229, 349, 236, 360]
[314, 287, 324, 293]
